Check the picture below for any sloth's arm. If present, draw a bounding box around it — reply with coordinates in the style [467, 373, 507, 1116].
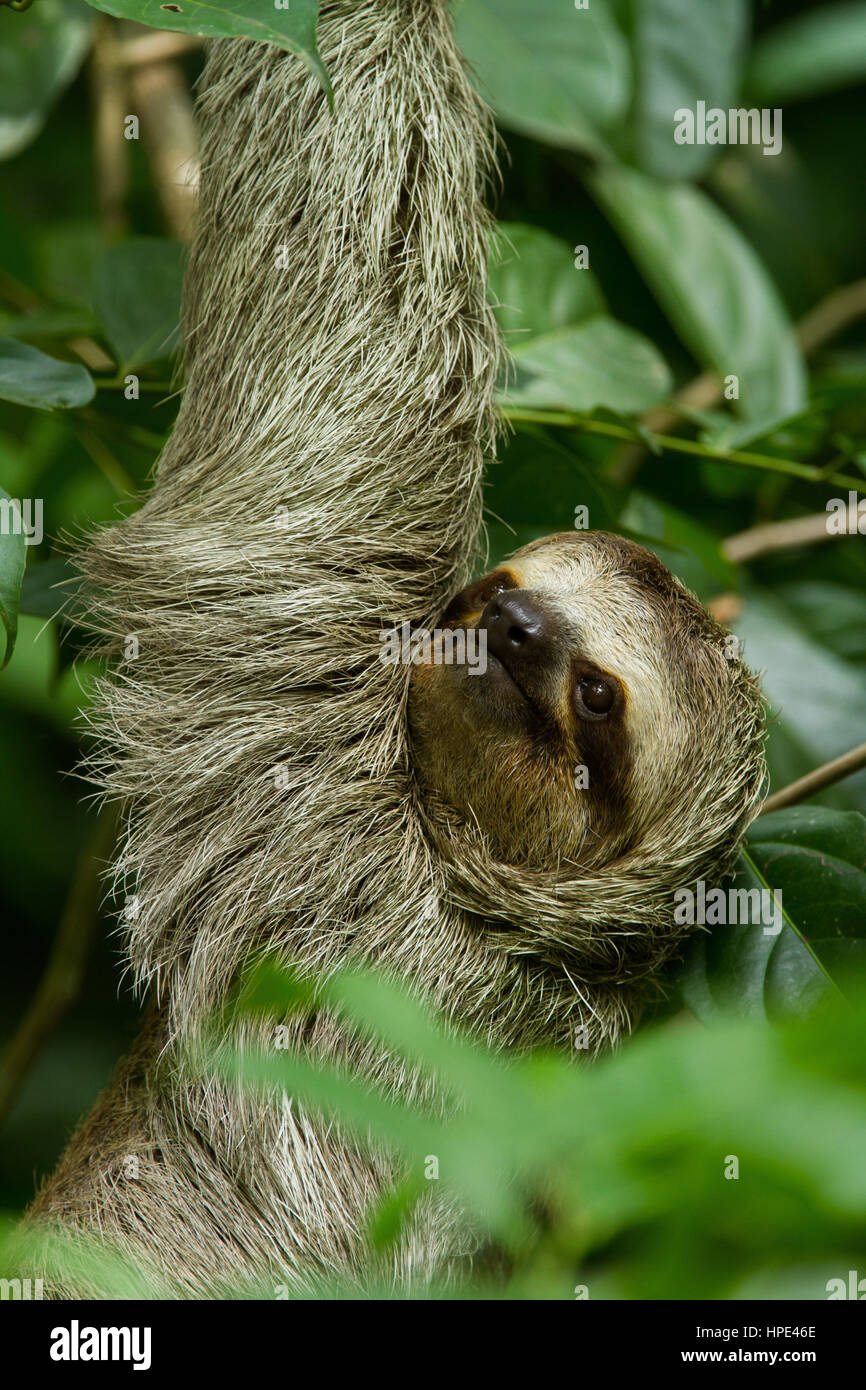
[78, 3, 500, 1023]
[166, 6, 498, 618]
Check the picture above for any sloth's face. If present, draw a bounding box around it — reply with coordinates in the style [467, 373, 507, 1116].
[408, 531, 755, 869]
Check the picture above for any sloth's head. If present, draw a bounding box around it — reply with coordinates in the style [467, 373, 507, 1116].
[408, 531, 765, 877]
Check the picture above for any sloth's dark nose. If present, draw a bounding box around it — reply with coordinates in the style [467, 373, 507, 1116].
[480, 592, 550, 667]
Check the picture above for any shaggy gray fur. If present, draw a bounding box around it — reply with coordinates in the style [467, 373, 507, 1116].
[29, 0, 765, 1297]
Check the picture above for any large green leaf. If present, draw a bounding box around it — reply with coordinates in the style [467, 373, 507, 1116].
[589, 163, 806, 420]
[82, 0, 329, 92]
[455, 0, 630, 153]
[748, 2, 866, 103]
[617, 0, 748, 178]
[0, 339, 95, 411]
[489, 223, 605, 343]
[92, 239, 184, 372]
[0, 0, 93, 160]
[735, 593, 866, 816]
[0, 486, 26, 670]
[507, 317, 672, 415]
[679, 808, 866, 1023]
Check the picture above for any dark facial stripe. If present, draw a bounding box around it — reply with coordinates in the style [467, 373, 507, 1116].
[569, 653, 634, 854]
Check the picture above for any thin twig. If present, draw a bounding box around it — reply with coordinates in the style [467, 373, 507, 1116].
[762, 742, 866, 815]
[69, 338, 114, 372]
[0, 807, 118, 1130]
[128, 58, 199, 242]
[797, 279, 866, 355]
[722, 499, 863, 564]
[120, 32, 204, 68]
[501, 406, 866, 492]
[90, 16, 130, 241]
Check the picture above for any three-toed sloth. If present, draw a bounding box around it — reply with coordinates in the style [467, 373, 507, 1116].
[28, 0, 765, 1296]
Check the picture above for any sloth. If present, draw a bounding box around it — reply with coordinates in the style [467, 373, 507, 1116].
[26, 0, 765, 1298]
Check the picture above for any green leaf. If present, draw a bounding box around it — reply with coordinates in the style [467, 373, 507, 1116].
[748, 809, 866, 947]
[0, 0, 93, 160]
[0, 486, 26, 670]
[81, 0, 330, 94]
[735, 593, 866, 816]
[588, 163, 806, 420]
[679, 808, 866, 1023]
[0, 339, 95, 411]
[748, 2, 866, 103]
[34, 221, 103, 311]
[233, 957, 318, 1019]
[92, 238, 184, 372]
[506, 317, 671, 415]
[455, 0, 630, 153]
[697, 406, 811, 452]
[489, 223, 605, 343]
[485, 426, 622, 564]
[488, 224, 670, 417]
[617, 0, 748, 179]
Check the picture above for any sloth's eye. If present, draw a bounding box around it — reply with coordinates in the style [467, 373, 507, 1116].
[577, 677, 614, 716]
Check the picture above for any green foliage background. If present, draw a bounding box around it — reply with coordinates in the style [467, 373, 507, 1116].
[0, 0, 864, 1298]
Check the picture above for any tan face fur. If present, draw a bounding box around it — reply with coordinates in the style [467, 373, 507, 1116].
[408, 531, 764, 873]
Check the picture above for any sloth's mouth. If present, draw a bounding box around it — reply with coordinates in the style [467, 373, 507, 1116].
[484, 648, 543, 719]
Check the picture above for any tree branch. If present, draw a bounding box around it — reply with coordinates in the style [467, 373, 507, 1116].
[722, 498, 862, 564]
[761, 742, 866, 815]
